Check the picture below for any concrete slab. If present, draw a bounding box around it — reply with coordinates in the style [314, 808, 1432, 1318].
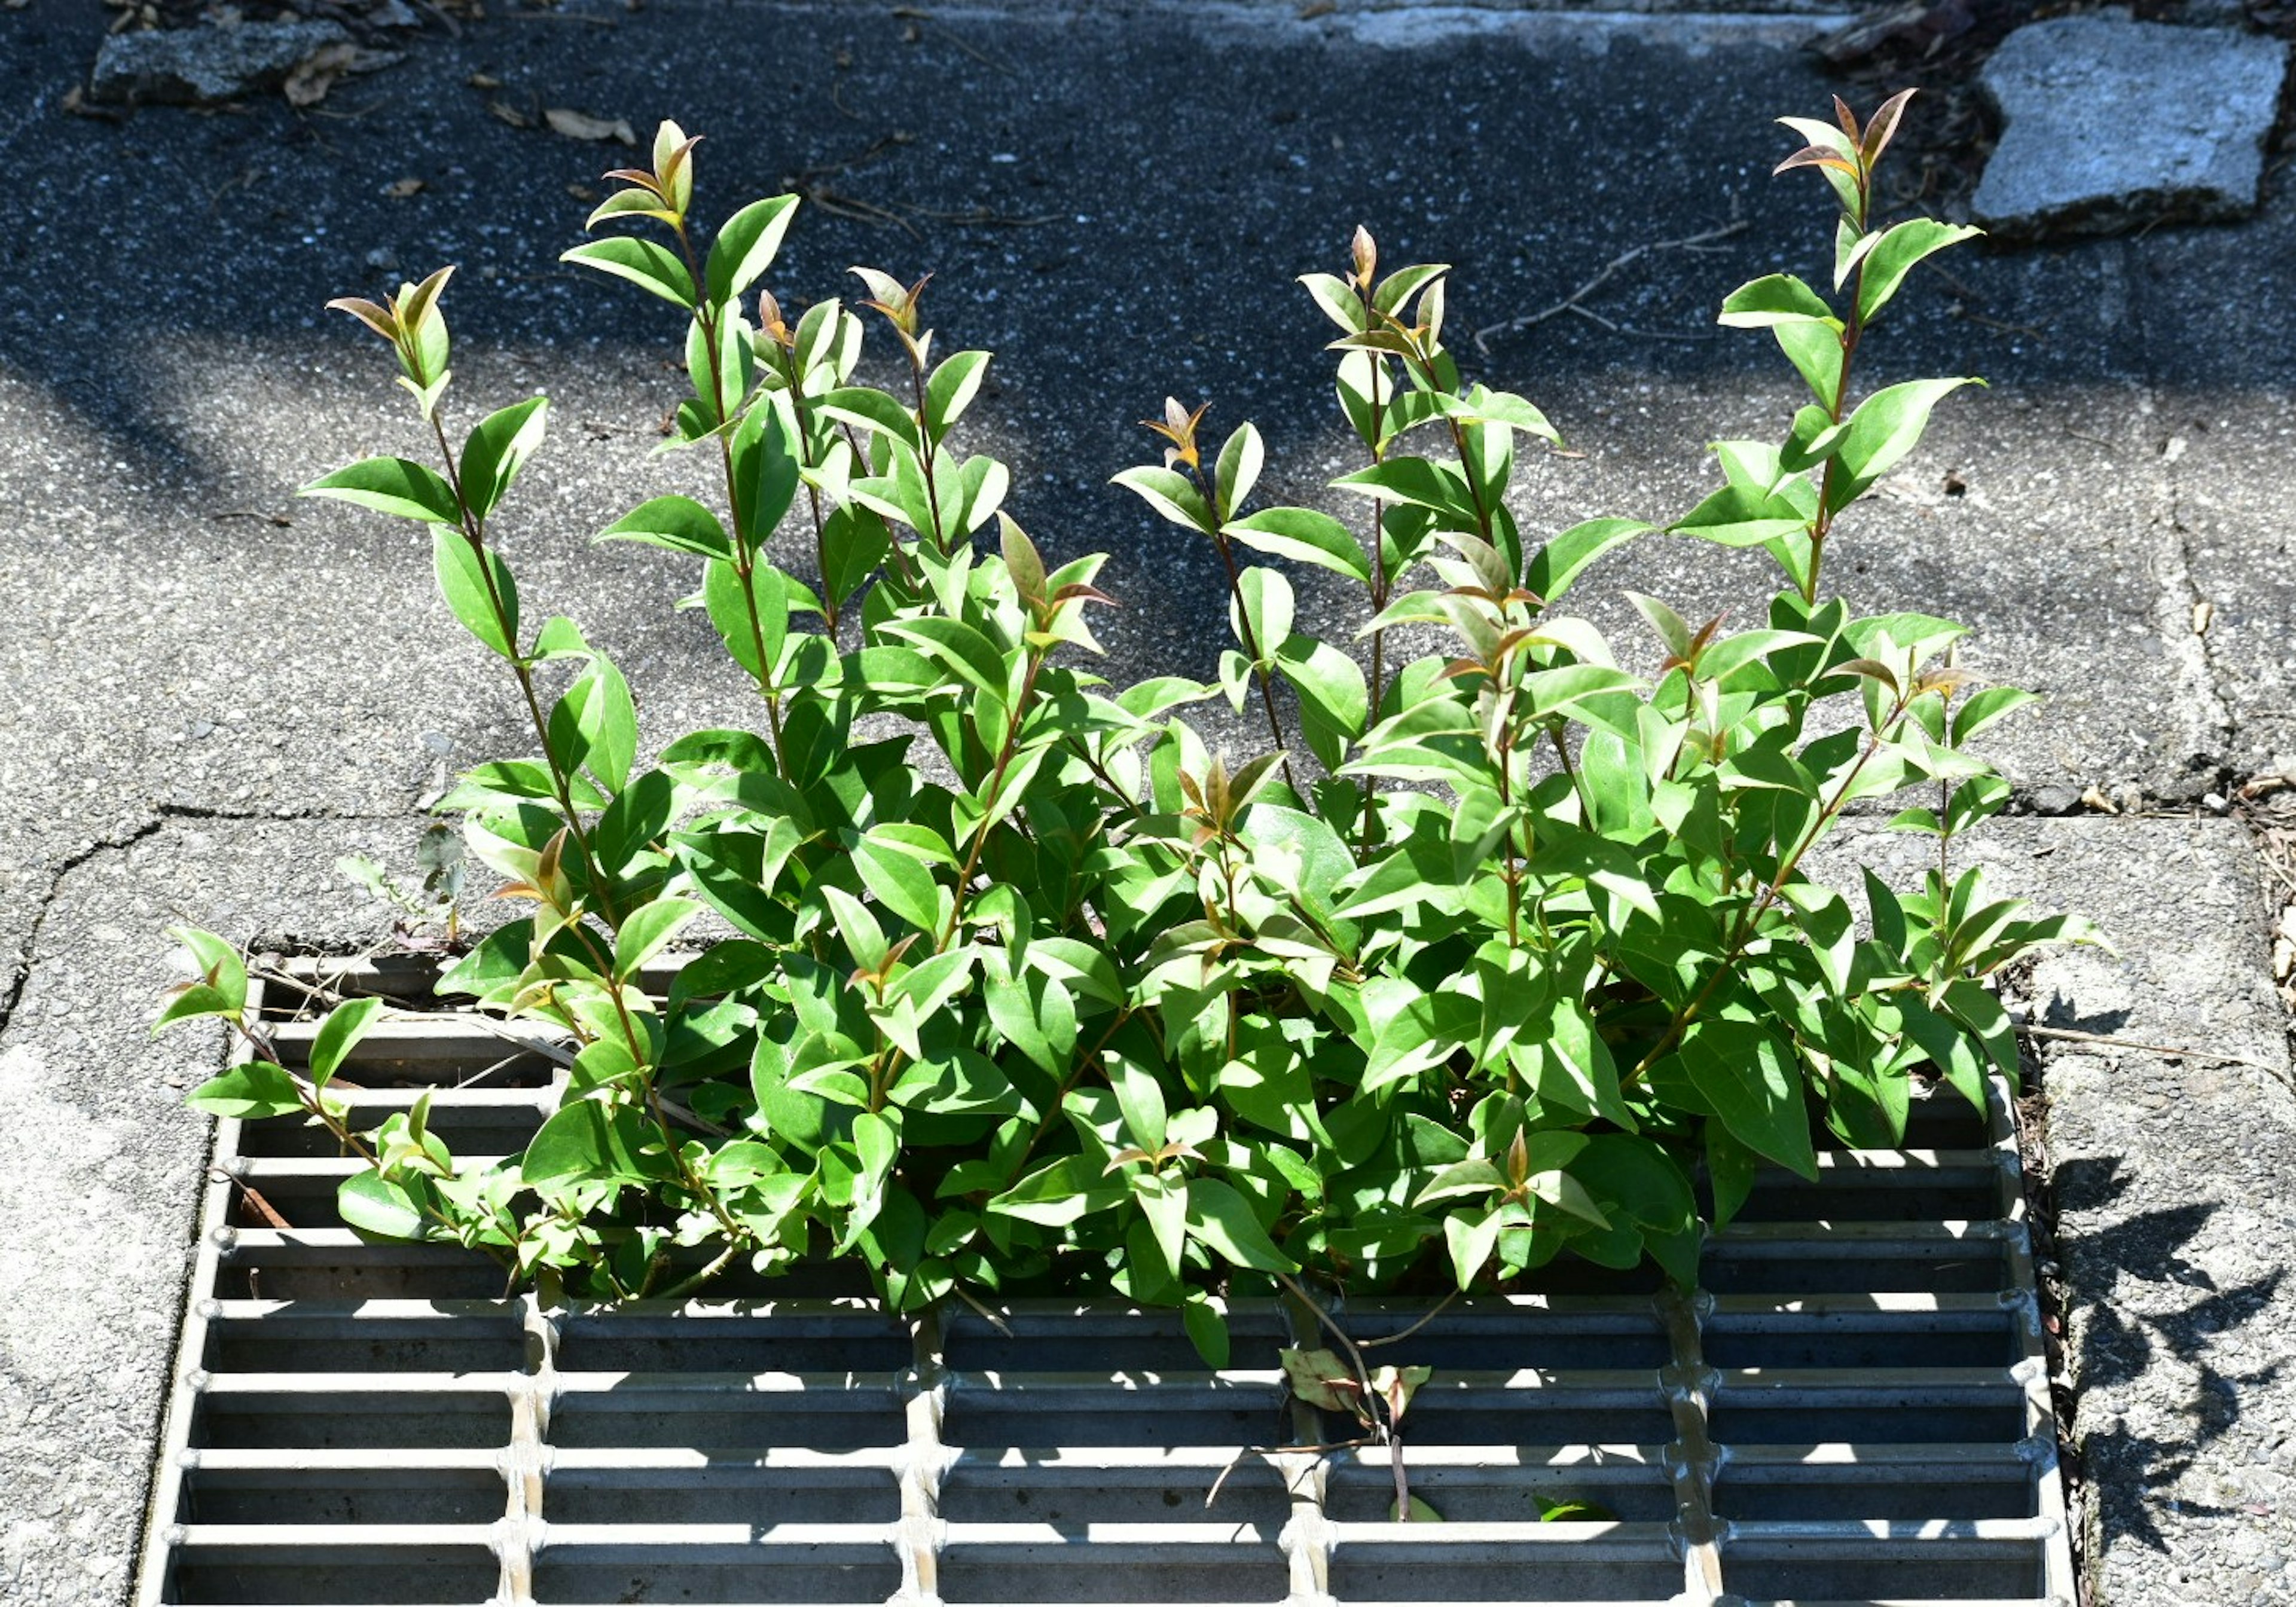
[0, 818, 423, 1607]
[1845, 816, 2296, 1607]
[2124, 173, 2296, 784]
[1973, 17, 2290, 240]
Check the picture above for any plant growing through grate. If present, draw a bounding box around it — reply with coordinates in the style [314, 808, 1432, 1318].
[137, 957, 2075, 1606]
[146, 87, 2100, 1607]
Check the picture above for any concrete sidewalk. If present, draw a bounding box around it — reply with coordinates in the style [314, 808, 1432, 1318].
[2, 1, 2292, 1601]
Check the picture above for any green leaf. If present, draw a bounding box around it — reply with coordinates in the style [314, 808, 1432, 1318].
[988, 1154, 1126, 1225]
[157, 926, 249, 1029]
[1222, 507, 1370, 583]
[820, 884, 890, 975]
[1444, 1208, 1504, 1288]
[524, 1098, 670, 1199]
[1112, 465, 1214, 534]
[819, 386, 923, 453]
[1184, 1177, 1296, 1272]
[1857, 219, 1981, 325]
[552, 656, 638, 794]
[561, 237, 697, 308]
[1774, 319, 1846, 408]
[1182, 1295, 1230, 1368]
[1672, 484, 1813, 548]
[1525, 518, 1648, 606]
[924, 350, 992, 439]
[338, 1171, 430, 1239]
[459, 397, 549, 520]
[881, 616, 1009, 699]
[184, 1061, 304, 1120]
[307, 996, 384, 1089]
[1233, 567, 1294, 667]
[1951, 686, 2038, 745]
[1110, 1054, 1168, 1153]
[703, 558, 786, 685]
[1330, 456, 1473, 523]
[1213, 421, 1265, 519]
[303, 457, 463, 526]
[1678, 1019, 1816, 1180]
[614, 896, 702, 980]
[853, 832, 943, 934]
[1828, 378, 1981, 509]
[704, 194, 800, 305]
[432, 529, 519, 659]
[729, 405, 801, 546]
[1717, 273, 1839, 329]
[599, 496, 735, 563]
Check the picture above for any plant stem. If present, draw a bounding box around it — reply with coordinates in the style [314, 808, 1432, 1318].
[1359, 355, 1391, 859]
[427, 413, 622, 927]
[672, 224, 789, 774]
[1620, 692, 1912, 1089]
[1188, 462, 1297, 796]
[940, 650, 1047, 948]
[1803, 182, 1872, 604]
[773, 341, 842, 632]
[907, 350, 950, 552]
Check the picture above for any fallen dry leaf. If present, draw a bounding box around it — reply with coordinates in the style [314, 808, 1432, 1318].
[567, 182, 598, 202]
[488, 99, 532, 129]
[385, 176, 427, 198]
[545, 107, 637, 145]
[1298, 0, 1336, 16]
[468, 72, 503, 90]
[285, 42, 401, 108]
[2080, 785, 2119, 816]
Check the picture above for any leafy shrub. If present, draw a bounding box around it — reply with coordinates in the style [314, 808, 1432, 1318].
[160, 94, 2089, 1365]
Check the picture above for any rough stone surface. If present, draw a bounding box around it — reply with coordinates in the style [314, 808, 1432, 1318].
[1973, 17, 2290, 240]
[88, 19, 350, 105]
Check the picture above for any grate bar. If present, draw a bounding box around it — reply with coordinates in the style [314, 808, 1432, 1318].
[1656, 1285, 1724, 1607]
[139, 960, 2077, 1607]
[892, 1304, 951, 1603]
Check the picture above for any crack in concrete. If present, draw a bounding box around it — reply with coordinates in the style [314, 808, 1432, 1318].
[0, 803, 416, 1040]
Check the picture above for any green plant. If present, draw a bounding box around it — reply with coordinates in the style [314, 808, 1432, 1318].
[158, 97, 2090, 1376]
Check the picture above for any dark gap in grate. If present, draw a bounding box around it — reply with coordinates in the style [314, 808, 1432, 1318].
[530, 1550, 903, 1604]
[1708, 1386, 2029, 1446]
[1723, 1535, 2048, 1600]
[549, 1387, 910, 1450]
[1700, 1242, 2010, 1294]
[1714, 1458, 2040, 1520]
[233, 1101, 542, 1158]
[181, 1465, 508, 1525]
[942, 1387, 1287, 1450]
[554, 1313, 911, 1374]
[1733, 1171, 2002, 1222]
[173, 1547, 503, 1604]
[208, 1311, 527, 1373]
[1703, 1309, 2021, 1370]
[1321, 1458, 1676, 1523]
[196, 1391, 512, 1451]
[937, 1547, 1290, 1604]
[1326, 1538, 1686, 1603]
[542, 1465, 906, 1526]
[938, 1458, 1293, 1526]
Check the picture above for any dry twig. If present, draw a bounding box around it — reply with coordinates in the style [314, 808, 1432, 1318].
[1474, 217, 1748, 355]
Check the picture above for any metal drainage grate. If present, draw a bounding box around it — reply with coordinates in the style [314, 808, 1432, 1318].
[136, 957, 2077, 1607]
